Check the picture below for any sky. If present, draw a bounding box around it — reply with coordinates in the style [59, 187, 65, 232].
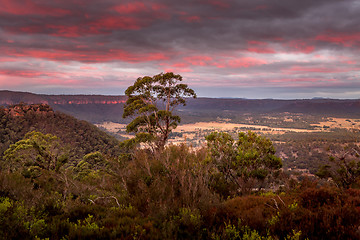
[0, 0, 359, 99]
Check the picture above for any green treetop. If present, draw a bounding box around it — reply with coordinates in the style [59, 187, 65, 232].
[3, 131, 68, 178]
[123, 72, 196, 151]
[206, 131, 282, 196]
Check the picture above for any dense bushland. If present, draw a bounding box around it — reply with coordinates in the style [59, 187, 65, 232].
[1, 144, 360, 239]
[0, 104, 359, 239]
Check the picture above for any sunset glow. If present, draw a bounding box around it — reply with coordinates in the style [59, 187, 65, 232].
[0, 0, 359, 98]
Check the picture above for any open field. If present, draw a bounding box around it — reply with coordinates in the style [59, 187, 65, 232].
[96, 120, 322, 144]
[96, 122, 127, 132]
[96, 116, 360, 175]
[97, 116, 360, 141]
[174, 121, 323, 133]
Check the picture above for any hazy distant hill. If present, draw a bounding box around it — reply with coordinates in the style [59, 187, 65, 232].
[1, 90, 360, 123]
[178, 98, 360, 122]
[182, 97, 360, 114]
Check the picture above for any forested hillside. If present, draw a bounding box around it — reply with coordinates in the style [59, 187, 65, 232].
[0, 90, 127, 123]
[0, 103, 121, 164]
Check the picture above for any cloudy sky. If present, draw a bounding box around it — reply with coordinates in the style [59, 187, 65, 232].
[0, 0, 359, 99]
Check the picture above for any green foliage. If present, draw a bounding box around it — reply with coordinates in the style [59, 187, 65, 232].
[0, 149, 360, 239]
[68, 214, 103, 238]
[0, 197, 12, 213]
[211, 221, 275, 240]
[3, 131, 68, 176]
[285, 230, 303, 240]
[167, 207, 204, 239]
[123, 72, 196, 151]
[0, 104, 121, 166]
[71, 152, 109, 181]
[206, 131, 282, 196]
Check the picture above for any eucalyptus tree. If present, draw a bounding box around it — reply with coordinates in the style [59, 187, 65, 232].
[123, 72, 196, 151]
[206, 131, 282, 196]
[3, 131, 68, 178]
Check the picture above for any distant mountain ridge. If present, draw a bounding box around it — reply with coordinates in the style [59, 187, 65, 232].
[1, 90, 360, 123]
[0, 90, 127, 123]
[0, 90, 126, 105]
[183, 97, 360, 112]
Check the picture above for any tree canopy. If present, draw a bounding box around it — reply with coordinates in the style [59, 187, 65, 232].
[123, 72, 196, 151]
[206, 131, 282, 196]
[2, 131, 68, 178]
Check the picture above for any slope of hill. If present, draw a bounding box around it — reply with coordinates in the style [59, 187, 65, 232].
[0, 103, 121, 164]
[0, 90, 127, 123]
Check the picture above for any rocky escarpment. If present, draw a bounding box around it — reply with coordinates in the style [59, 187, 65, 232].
[3, 103, 54, 117]
[0, 90, 126, 106]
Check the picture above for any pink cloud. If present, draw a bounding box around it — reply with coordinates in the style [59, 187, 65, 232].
[112, 2, 169, 22]
[315, 32, 360, 47]
[313, 54, 337, 60]
[113, 2, 147, 14]
[247, 41, 276, 53]
[0, 75, 24, 87]
[184, 55, 213, 66]
[172, 63, 189, 68]
[150, 3, 167, 11]
[15, 26, 43, 34]
[0, 71, 117, 88]
[227, 57, 267, 68]
[208, 0, 230, 9]
[0, 69, 58, 78]
[284, 65, 360, 74]
[164, 67, 193, 73]
[4, 2, 170, 37]
[0, 0, 70, 16]
[46, 25, 86, 37]
[93, 16, 143, 31]
[1, 47, 169, 63]
[344, 60, 357, 65]
[0, 56, 24, 62]
[181, 15, 201, 23]
[170, 55, 267, 69]
[286, 40, 315, 53]
[284, 66, 334, 73]
[80, 66, 98, 70]
[212, 63, 226, 68]
[113, 2, 167, 14]
[160, 61, 193, 73]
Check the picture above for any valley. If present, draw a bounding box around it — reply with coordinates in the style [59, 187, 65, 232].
[2, 90, 360, 175]
[97, 114, 360, 176]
